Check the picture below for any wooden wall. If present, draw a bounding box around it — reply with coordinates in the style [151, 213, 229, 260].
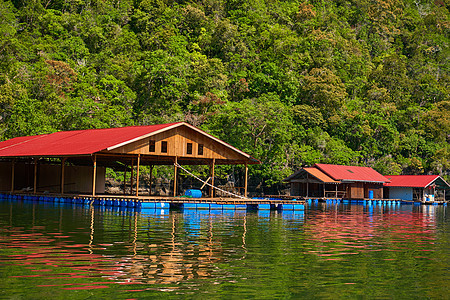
[107, 126, 244, 161]
[365, 183, 383, 199]
[0, 161, 105, 194]
[0, 162, 12, 191]
[347, 182, 383, 199]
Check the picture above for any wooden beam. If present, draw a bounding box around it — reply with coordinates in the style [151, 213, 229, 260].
[130, 158, 134, 195]
[92, 154, 97, 196]
[123, 167, 127, 195]
[244, 163, 248, 198]
[173, 157, 178, 197]
[201, 177, 211, 190]
[136, 154, 140, 197]
[149, 165, 153, 196]
[210, 158, 215, 198]
[10, 159, 15, 193]
[306, 173, 309, 197]
[34, 158, 38, 193]
[61, 158, 66, 194]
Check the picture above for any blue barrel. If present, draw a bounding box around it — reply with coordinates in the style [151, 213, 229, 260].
[185, 189, 202, 198]
[258, 204, 270, 210]
[369, 190, 374, 199]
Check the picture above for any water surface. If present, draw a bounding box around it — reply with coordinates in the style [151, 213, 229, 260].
[0, 200, 448, 299]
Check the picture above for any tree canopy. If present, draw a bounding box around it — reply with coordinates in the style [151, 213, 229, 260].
[0, 0, 449, 188]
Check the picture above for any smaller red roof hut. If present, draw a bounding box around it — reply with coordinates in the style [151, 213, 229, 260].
[384, 175, 450, 202]
[284, 164, 389, 199]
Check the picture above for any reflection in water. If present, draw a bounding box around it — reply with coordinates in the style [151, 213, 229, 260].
[305, 205, 439, 260]
[0, 200, 448, 298]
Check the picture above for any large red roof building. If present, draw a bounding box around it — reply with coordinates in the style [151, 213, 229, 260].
[0, 122, 259, 198]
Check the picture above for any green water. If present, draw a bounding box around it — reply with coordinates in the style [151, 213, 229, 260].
[0, 200, 448, 299]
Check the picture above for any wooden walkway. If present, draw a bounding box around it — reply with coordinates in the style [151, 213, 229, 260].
[2, 192, 446, 207]
[0, 192, 306, 211]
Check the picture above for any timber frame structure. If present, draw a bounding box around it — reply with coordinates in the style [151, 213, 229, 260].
[0, 122, 259, 198]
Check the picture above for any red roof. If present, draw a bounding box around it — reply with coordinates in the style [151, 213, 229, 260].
[0, 123, 180, 157]
[383, 175, 441, 188]
[315, 164, 389, 183]
[304, 167, 339, 183]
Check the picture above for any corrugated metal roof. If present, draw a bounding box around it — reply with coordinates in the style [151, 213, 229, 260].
[0, 123, 181, 157]
[315, 164, 389, 183]
[0, 122, 258, 163]
[304, 167, 339, 183]
[384, 175, 442, 188]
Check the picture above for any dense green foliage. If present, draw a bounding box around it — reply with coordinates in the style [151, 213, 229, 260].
[0, 0, 449, 186]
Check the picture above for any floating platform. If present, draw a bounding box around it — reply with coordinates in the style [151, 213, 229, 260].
[268, 195, 447, 206]
[0, 193, 306, 212]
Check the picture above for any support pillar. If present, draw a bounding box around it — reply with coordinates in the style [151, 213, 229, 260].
[130, 159, 134, 195]
[210, 158, 215, 198]
[92, 155, 97, 196]
[123, 167, 127, 195]
[149, 165, 153, 196]
[244, 163, 248, 198]
[33, 158, 38, 193]
[306, 174, 309, 197]
[10, 159, 15, 193]
[136, 155, 140, 197]
[336, 184, 338, 198]
[60, 158, 66, 194]
[173, 157, 178, 197]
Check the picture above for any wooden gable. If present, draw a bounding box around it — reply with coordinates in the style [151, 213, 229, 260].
[104, 124, 250, 163]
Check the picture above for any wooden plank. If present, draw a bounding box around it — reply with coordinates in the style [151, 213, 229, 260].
[107, 126, 243, 161]
[201, 177, 211, 189]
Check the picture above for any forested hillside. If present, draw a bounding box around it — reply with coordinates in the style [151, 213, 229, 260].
[0, 0, 449, 186]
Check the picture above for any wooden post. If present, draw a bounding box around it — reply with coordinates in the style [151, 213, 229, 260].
[92, 154, 97, 196]
[10, 159, 15, 193]
[123, 167, 127, 195]
[60, 158, 66, 194]
[136, 155, 140, 197]
[244, 163, 248, 198]
[173, 157, 178, 197]
[306, 173, 309, 197]
[210, 158, 215, 198]
[33, 158, 38, 193]
[130, 159, 134, 195]
[149, 165, 153, 196]
[336, 184, 338, 198]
